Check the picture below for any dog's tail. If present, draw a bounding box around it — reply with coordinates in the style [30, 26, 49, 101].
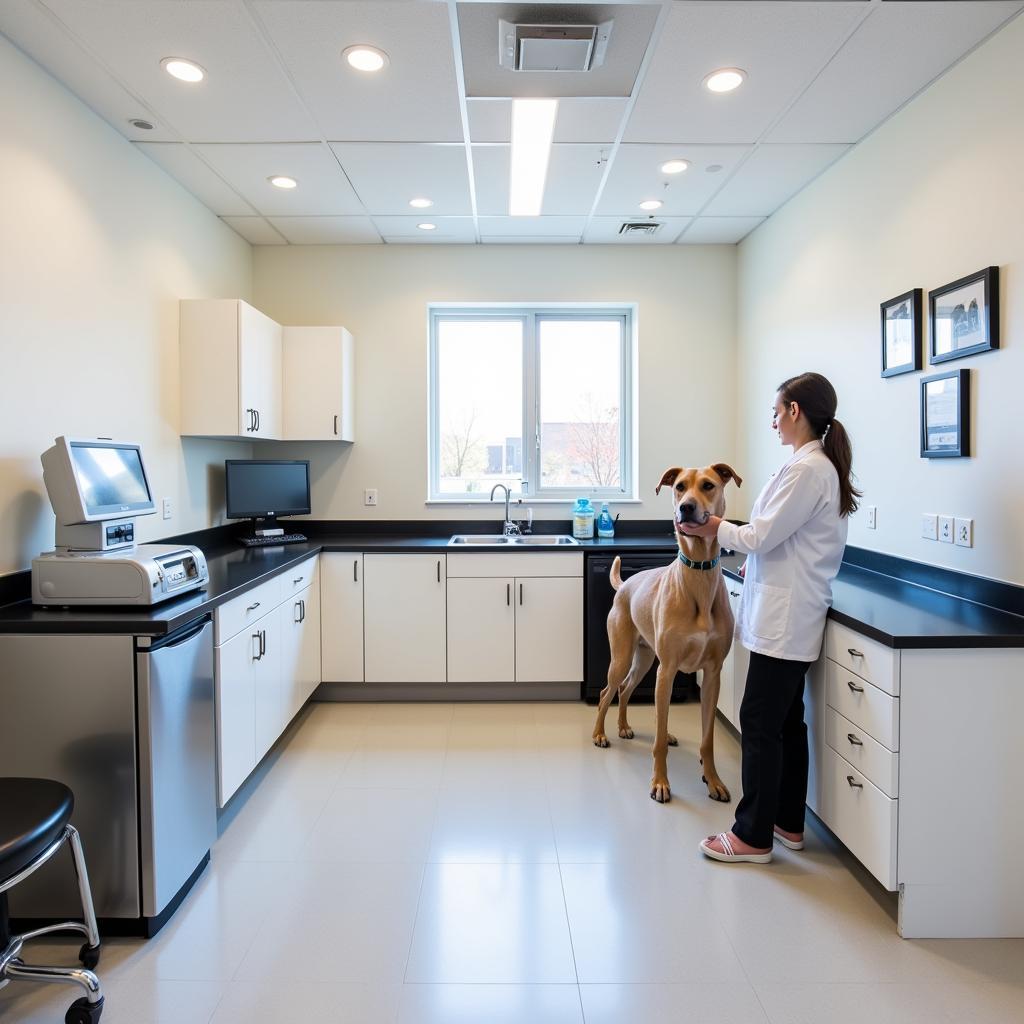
[609, 556, 623, 591]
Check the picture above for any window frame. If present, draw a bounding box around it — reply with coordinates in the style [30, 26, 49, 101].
[428, 303, 636, 503]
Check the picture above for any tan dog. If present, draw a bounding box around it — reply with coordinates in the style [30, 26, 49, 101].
[592, 464, 742, 803]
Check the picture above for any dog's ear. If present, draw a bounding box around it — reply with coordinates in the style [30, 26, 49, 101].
[656, 467, 683, 495]
[711, 463, 743, 488]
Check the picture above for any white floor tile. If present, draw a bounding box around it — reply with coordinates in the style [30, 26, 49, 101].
[209, 980, 402, 1024]
[397, 983, 583, 1023]
[580, 982, 770, 1024]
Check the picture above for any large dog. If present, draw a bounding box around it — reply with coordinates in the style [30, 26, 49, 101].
[592, 464, 741, 803]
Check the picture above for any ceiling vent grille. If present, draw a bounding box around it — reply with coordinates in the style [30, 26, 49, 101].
[619, 222, 662, 237]
[498, 19, 613, 72]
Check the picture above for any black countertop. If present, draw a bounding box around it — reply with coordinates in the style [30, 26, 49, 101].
[1, 527, 1022, 649]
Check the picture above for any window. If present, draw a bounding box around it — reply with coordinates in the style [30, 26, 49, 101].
[429, 306, 634, 501]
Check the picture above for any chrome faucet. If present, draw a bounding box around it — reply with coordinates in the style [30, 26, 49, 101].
[489, 484, 521, 536]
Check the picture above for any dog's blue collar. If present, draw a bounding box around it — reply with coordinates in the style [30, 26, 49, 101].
[677, 550, 721, 571]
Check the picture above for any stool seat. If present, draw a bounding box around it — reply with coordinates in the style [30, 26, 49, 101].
[0, 778, 75, 881]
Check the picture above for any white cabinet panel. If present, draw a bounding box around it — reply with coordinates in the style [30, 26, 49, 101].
[364, 554, 446, 682]
[514, 577, 583, 682]
[282, 326, 354, 441]
[253, 610, 283, 763]
[321, 553, 364, 682]
[238, 300, 282, 438]
[826, 705, 899, 797]
[215, 626, 259, 806]
[447, 577, 515, 683]
[282, 582, 321, 721]
[826, 620, 899, 696]
[826, 658, 899, 750]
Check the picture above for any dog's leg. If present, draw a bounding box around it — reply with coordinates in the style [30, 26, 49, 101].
[650, 662, 676, 803]
[698, 664, 731, 802]
[617, 645, 656, 739]
[594, 614, 637, 748]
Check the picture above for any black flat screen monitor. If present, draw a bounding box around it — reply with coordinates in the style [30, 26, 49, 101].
[225, 460, 311, 521]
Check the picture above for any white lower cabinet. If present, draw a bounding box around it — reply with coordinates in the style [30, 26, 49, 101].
[446, 577, 515, 683]
[514, 577, 584, 682]
[281, 582, 322, 725]
[215, 626, 260, 806]
[320, 554, 364, 682]
[364, 554, 446, 682]
[252, 610, 283, 763]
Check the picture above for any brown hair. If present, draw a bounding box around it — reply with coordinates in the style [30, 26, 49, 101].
[777, 372, 861, 517]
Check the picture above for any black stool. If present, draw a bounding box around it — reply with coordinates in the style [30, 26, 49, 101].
[1, 778, 104, 1023]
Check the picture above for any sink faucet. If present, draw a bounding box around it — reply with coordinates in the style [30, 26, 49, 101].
[489, 484, 521, 536]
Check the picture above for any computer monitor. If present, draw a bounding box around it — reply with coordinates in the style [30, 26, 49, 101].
[225, 460, 311, 535]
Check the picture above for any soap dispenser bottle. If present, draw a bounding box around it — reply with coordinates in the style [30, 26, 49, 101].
[597, 502, 615, 539]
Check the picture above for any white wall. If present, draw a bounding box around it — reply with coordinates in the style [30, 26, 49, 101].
[252, 243, 738, 524]
[736, 14, 1024, 587]
[0, 36, 252, 575]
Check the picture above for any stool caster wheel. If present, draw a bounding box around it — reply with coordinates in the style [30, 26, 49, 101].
[79, 942, 101, 970]
[66, 995, 104, 1024]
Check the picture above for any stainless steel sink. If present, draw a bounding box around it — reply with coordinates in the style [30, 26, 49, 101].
[447, 534, 580, 547]
[509, 535, 579, 546]
[448, 535, 512, 545]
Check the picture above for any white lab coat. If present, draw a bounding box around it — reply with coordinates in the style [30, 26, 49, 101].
[717, 441, 848, 663]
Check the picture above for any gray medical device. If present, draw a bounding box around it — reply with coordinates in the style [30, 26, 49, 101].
[33, 436, 209, 606]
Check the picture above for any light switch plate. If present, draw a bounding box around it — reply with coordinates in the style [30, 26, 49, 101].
[938, 515, 954, 543]
[955, 517, 973, 547]
[364, 489, 378, 507]
[866, 505, 877, 530]
[921, 513, 938, 540]
[162, 497, 172, 520]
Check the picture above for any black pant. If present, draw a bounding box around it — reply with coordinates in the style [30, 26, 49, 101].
[732, 651, 811, 849]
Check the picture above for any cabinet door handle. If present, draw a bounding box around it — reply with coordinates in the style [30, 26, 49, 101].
[301, 599, 306, 623]
[519, 583, 523, 606]
[334, 414, 339, 436]
[255, 409, 261, 432]
[245, 409, 254, 432]
[506, 582, 511, 606]
[847, 733, 863, 746]
[260, 629, 266, 656]
[846, 775, 863, 789]
[247, 601, 261, 612]
[294, 600, 302, 624]
[353, 559, 359, 583]
[293, 576, 304, 584]
[437, 560, 441, 582]
[847, 680, 864, 693]
[729, 590, 740, 597]
[252, 632, 262, 660]
[847, 647, 864, 658]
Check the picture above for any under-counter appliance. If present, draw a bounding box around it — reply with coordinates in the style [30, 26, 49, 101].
[0, 615, 217, 936]
[585, 553, 699, 704]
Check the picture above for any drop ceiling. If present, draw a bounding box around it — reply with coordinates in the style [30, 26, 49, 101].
[1, 0, 1021, 246]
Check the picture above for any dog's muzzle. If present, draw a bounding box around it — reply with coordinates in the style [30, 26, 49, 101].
[676, 501, 709, 526]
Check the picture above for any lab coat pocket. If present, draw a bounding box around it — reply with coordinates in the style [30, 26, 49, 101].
[747, 581, 791, 641]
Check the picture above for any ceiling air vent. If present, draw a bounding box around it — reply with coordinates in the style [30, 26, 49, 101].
[619, 222, 662, 237]
[498, 19, 613, 72]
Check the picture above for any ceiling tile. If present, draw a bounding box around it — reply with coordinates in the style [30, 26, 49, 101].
[472, 144, 606, 217]
[596, 144, 753, 217]
[134, 143, 256, 216]
[467, 98, 629, 144]
[478, 216, 586, 240]
[481, 236, 582, 245]
[373, 216, 477, 243]
[702, 144, 850, 217]
[252, 0, 463, 142]
[221, 217, 287, 246]
[267, 217, 381, 245]
[625, 3, 866, 144]
[193, 143, 365, 217]
[677, 217, 766, 245]
[583, 217, 691, 245]
[30, 0, 320, 142]
[768, 1, 1024, 144]
[329, 144, 472, 216]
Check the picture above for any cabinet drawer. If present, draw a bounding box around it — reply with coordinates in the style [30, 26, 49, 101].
[821, 746, 898, 890]
[826, 658, 899, 750]
[826, 620, 899, 696]
[446, 552, 583, 578]
[215, 575, 283, 645]
[825, 706, 899, 797]
[281, 556, 318, 599]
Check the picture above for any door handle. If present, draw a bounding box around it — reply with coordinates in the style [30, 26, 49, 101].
[334, 414, 339, 436]
[293, 576, 304, 584]
[519, 583, 523, 606]
[847, 680, 864, 693]
[507, 582, 511, 606]
[846, 775, 863, 789]
[252, 632, 262, 660]
[255, 409, 261, 432]
[847, 647, 864, 659]
[260, 629, 266, 657]
[295, 601, 302, 624]
[847, 733, 863, 746]
[300, 599, 306, 623]
[245, 409, 254, 432]
[437, 560, 441, 582]
[247, 601, 261, 612]
[729, 590, 740, 597]
[353, 559, 358, 582]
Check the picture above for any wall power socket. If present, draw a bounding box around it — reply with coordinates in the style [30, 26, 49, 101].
[364, 489, 378, 507]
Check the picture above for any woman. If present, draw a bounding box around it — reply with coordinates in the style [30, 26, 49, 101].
[681, 372, 859, 864]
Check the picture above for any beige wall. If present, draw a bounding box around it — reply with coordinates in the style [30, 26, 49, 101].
[0, 36, 252, 575]
[252, 243, 738, 524]
[736, 14, 1024, 586]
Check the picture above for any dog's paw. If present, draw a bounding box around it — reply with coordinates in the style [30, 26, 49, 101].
[618, 725, 634, 739]
[650, 779, 672, 803]
[593, 734, 610, 748]
[667, 733, 678, 746]
[705, 777, 732, 802]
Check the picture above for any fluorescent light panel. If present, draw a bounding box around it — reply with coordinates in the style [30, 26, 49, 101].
[509, 99, 558, 217]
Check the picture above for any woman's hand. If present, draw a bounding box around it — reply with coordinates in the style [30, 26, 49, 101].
[678, 514, 721, 540]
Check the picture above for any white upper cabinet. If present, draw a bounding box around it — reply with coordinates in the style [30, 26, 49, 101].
[180, 299, 282, 439]
[282, 326, 355, 441]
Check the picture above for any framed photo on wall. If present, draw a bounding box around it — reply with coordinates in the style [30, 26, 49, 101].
[920, 369, 969, 458]
[929, 266, 999, 363]
[880, 288, 922, 377]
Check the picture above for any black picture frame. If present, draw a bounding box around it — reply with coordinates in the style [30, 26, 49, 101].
[880, 288, 922, 377]
[929, 266, 999, 364]
[920, 368, 969, 458]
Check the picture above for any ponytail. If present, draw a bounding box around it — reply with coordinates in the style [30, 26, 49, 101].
[778, 372, 861, 518]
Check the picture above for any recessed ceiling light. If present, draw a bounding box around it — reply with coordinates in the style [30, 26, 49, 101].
[639, 199, 663, 211]
[268, 175, 298, 190]
[161, 57, 205, 83]
[409, 197, 433, 209]
[129, 118, 154, 131]
[510, 98, 558, 216]
[661, 159, 689, 175]
[703, 68, 746, 93]
[343, 45, 389, 72]
[417, 222, 437, 231]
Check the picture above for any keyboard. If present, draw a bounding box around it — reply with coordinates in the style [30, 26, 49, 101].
[239, 532, 308, 547]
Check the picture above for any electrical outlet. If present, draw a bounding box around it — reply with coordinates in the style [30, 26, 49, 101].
[364, 488, 378, 507]
[162, 497, 172, 520]
[866, 505, 877, 530]
[938, 515, 954, 543]
[921, 513, 938, 540]
[955, 517, 973, 548]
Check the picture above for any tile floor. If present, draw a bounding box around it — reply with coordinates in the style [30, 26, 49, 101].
[4, 700, 1023, 1024]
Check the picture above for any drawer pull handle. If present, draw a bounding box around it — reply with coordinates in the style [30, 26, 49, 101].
[729, 590, 740, 597]
[247, 602, 261, 612]
[506, 583, 511, 606]
[437, 560, 441, 582]
[846, 775, 863, 789]
[293, 576, 304, 584]
[847, 647, 864, 658]
[353, 560, 359, 583]
[847, 733, 863, 746]
[334, 414, 339, 436]
[847, 680, 864, 693]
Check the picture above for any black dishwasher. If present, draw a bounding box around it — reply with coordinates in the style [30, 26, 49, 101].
[584, 553, 699, 705]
